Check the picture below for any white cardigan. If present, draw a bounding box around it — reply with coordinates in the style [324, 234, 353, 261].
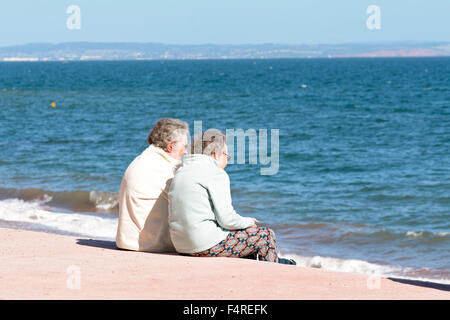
[116, 144, 181, 252]
[168, 154, 255, 253]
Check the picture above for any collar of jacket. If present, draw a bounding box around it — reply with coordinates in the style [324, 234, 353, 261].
[147, 144, 181, 167]
[182, 153, 219, 167]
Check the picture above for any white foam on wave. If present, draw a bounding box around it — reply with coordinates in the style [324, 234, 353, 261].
[0, 198, 117, 240]
[280, 251, 404, 275]
[37, 193, 53, 204]
[405, 230, 450, 238]
[279, 250, 450, 285]
[405, 231, 424, 238]
[89, 190, 119, 210]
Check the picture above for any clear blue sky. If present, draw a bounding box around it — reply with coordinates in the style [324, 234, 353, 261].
[0, 0, 449, 47]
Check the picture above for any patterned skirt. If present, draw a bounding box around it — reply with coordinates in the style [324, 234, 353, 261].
[190, 226, 278, 262]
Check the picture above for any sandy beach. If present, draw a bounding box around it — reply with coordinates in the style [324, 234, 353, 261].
[0, 227, 448, 300]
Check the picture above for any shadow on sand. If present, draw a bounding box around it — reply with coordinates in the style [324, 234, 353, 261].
[388, 277, 450, 292]
[75, 238, 258, 260]
[75, 238, 183, 257]
[76, 239, 119, 251]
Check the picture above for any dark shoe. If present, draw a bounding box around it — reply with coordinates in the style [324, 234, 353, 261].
[242, 253, 258, 260]
[278, 258, 297, 265]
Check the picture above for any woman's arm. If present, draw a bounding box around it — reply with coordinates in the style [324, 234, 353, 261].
[207, 169, 256, 230]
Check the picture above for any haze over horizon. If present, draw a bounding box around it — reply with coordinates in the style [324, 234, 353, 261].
[2, 40, 450, 49]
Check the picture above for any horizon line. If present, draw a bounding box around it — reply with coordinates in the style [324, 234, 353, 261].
[2, 40, 450, 48]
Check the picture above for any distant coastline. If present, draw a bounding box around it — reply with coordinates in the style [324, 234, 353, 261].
[1, 41, 449, 61]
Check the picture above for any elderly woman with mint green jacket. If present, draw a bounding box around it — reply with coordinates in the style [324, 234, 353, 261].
[168, 129, 295, 264]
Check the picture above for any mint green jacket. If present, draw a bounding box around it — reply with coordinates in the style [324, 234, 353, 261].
[168, 154, 255, 253]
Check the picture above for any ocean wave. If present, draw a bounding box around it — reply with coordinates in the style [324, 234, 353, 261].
[272, 222, 450, 242]
[367, 193, 418, 201]
[0, 187, 118, 214]
[405, 230, 450, 239]
[0, 198, 117, 240]
[283, 252, 404, 274]
[279, 251, 450, 285]
[270, 222, 450, 251]
[333, 229, 450, 246]
[88, 190, 119, 210]
[405, 231, 424, 238]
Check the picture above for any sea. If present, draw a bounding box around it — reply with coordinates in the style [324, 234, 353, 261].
[0, 58, 449, 284]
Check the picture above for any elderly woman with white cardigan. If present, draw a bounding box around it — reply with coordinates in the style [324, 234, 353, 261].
[168, 129, 295, 264]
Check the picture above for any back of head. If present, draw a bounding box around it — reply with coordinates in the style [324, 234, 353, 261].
[190, 129, 227, 157]
[147, 118, 189, 150]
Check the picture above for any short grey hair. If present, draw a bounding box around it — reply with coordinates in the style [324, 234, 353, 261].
[147, 118, 189, 150]
[191, 129, 227, 156]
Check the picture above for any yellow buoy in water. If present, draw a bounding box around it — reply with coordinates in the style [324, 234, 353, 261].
[51, 102, 56, 108]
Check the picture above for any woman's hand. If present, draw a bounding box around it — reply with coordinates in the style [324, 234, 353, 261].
[251, 218, 260, 226]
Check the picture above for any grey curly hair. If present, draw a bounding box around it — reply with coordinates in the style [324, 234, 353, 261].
[191, 129, 227, 156]
[147, 118, 189, 150]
